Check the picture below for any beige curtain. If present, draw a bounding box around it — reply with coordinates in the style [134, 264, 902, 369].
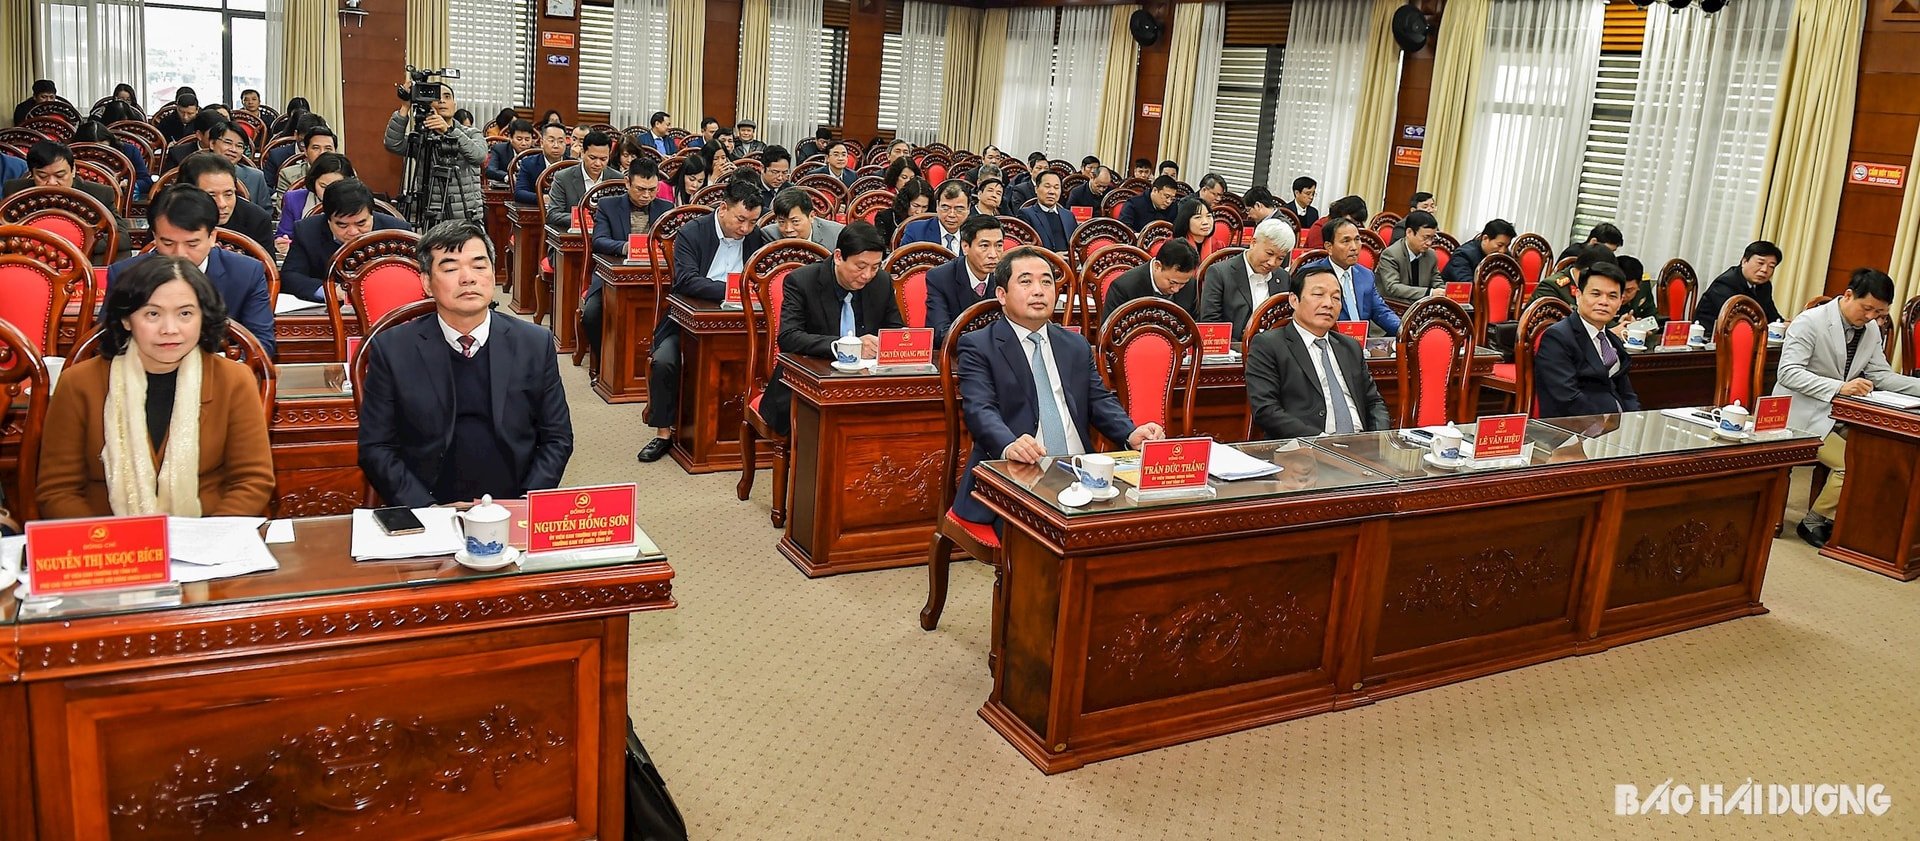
[0, 0, 32, 126]
[1155, 4, 1208, 170]
[1888, 127, 1920, 364]
[663, 0, 705, 126]
[406, 0, 449, 77]
[737, 0, 770, 126]
[281, 0, 343, 137]
[1346, 0, 1404, 213]
[1417, 0, 1488, 234]
[1094, 5, 1139, 168]
[939, 8, 1005, 152]
[1754, 0, 1866, 309]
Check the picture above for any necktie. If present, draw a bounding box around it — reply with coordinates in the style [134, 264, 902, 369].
[972, 275, 986, 298]
[1844, 325, 1863, 376]
[1028, 333, 1070, 454]
[457, 335, 475, 359]
[944, 233, 957, 253]
[1596, 331, 1617, 369]
[1338, 268, 1358, 321]
[840, 292, 855, 337]
[1315, 337, 1355, 434]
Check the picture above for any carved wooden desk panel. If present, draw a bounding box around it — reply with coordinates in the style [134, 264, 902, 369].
[483, 183, 511, 286]
[269, 363, 363, 517]
[544, 225, 585, 354]
[1822, 397, 1920, 580]
[971, 418, 1816, 773]
[590, 255, 663, 404]
[780, 356, 947, 577]
[6, 517, 676, 840]
[507, 203, 546, 317]
[274, 309, 358, 365]
[667, 297, 764, 474]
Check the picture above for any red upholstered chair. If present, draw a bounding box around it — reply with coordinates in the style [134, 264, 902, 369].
[22, 117, 71, 142]
[1470, 252, 1524, 347]
[737, 240, 832, 528]
[924, 162, 947, 186]
[1368, 212, 1401, 243]
[1270, 205, 1301, 237]
[1293, 248, 1330, 270]
[325, 230, 424, 362]
[1510, 233, 1552, 297]
[1027, 248, 1080, 331]
[851, 175, 889, 196]
[644, 205, 711, 340]
[0, 128, 46, 150]
[0, 316, 51, 521]
[850, 190, 893, 224]
[885, 243, 951, 330]
[1067, 217, 1132, 270]
[997, 215, 1041, 251]
[889, 211, 938, 251]
[921, 298, 1005, 644]
[1081, 244, 1151, 332]
[72, 161, 126, 216]
[71, 318, 276, 417]
[1713, 294, 1767, 410]
[349, 299, 439, 504]
[1509, 297, 1572, 418]
[1214, 203, 1246, 245]
[0, 225, 93, 354]
[1905, 295, 1920, 376]
[1430, 232, 1458, 276]
[1353, 229, 1385, 273]
[71, 142, 136, 211]
[1136, 220, 1175, 254]
[1098, 297, 1202, 439]
[688, 183, 727, 209]
[0, 186, 118, 266]
[28, 100, 79, 124]
[1241, 293, 1298, 439]
[1657, 259, 1698, 322]
[572, 180, 629, 371]
[1396, 296, 1474, 427]
[1061, 172, 1088, 199]
[1102, 184, 1141, 218]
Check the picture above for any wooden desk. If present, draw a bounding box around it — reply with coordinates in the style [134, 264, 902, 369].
[270, 363, 365, 517]
[544, 225, 586, 354]
[274, 306, 357, 365]
[506, 203, 545, 316]
[2, 516, 675, 840]
[591, 254, 664, 404]
[666, 296, 764, 474]
[971, 412, 1816, 772]
[483, 182, 511, 287]
[1197, 347, 1498, 440]
[1822, 397, 1920, 580]
[1587, 344, 1779, 410]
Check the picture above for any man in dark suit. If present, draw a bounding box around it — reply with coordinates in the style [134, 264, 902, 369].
[358, 221, 573, 506]
[543, 130, 621, 230]
[1534, 261, 1641, 419]
[927, 215, 1002, 346]
[484, 118, 537, 184]
[1378, 210, 1442, 304]
[512, 123, 571, 205]
[1103, 238, 1200, 323]
[1200, 217, 1294, 335]
[107, 186, 276, 357]
[953, 246, 1166, 525]
[638, 180, 771, 462]
[1003, 153, 1048, 209]
[760, 223, 904, 435]
[12, 79, 57, 127]
[1694, 240, 1785, 332]
[1558, 222, 1622, 261]
[281, 178, 413, 302]
[1066, 167, 1114, 213]
[158, 91, 200, 144]
[1389, 192, 1437, 243]
[583, 161, 675, 356]
[795, 127, 832, 163]
[644, 112, 676, 156]
[756, 146, 793, 207]
[897, 181, 972, 251]
[1301, 218, 1400, 336]
[1245, 264, 1391, 438]
[1439, 218, 1517, 286]
[176, 151, 275, 256]
[825, 141, 859, 188]
[1118, 175, 1180, 231]
[1018, 170, 1078, 254]
[1283, 177, 1319, 230]
[4, 141, 129, 264]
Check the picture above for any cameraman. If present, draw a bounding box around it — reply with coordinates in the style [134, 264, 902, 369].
[383, 81, 486, 226]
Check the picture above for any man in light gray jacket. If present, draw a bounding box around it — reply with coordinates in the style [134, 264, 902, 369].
[1773, 268, 1920, 548]
[541, 130, 623, 230]
[384, 85, 487, 225]
[759, 187, 845, 251]
[1377, 210, 1442, 304]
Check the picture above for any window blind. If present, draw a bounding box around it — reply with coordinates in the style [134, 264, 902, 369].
[447, 0, 532, 118]
[1224, 0, 1290, 48]
[1207, 45, 1282, 191]
[1571, 53, 1640, 243]
[879, 32, 901, 131]
[578, 2, 614, 114]
[820, 27, 848, 131]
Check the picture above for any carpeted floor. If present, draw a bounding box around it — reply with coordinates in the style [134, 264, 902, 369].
[533, 306, 1920, 841]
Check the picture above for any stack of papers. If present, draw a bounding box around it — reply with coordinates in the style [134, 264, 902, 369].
[1207, 442, 1283, 481]
[274, 293, 322, 315]
[168, 516, 280, 583]
[1860, 391, 1920, 410]
[349, 508, 465, 561]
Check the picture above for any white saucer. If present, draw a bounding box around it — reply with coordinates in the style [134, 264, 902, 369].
[1423, 452, 1470, 470]
[1072, 482, 1119, 501]
[455, 545, 520, 571]
[1711, 427, 1754, 441]
[830, 358, 875, 373]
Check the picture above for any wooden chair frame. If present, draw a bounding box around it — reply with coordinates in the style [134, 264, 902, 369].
[1905, 294, 1920, 376]
[1067, 217, 1134, 269]
[571, 180, 630, 373]
[997, 214, 1041, 249]
[888, 212, 938, 251]
[1657, 258, 1698, 323]
[1510, 232, 1554, 290]
[850, 189, 894, 224]
[1512, 297, 1572, 418]
[884, 243, 952, 330]
[645, 206, 714, 339]
[1713, 294, 1768, 409]
[1137, 220, 1175, 254]
[349, 298, 440, 505]
[736, 239, 831, 528]
[1241, 293, 1297, 440]
[1396, 296, 1475, 427]
[1470, 252, 1525, 346]
[0, 224, 94, 354]
[0, 185, 119, 263]
[325, 230, 424, 361]
[921, 299, 1006, 652]
[1080, 243, 1151, 333]
[0, 317, 51, 522]
[1097, 297, 1202, 438]
[1196, 246, 1247, 307]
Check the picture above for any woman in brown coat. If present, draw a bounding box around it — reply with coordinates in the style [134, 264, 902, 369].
[37, 256, 274, 519]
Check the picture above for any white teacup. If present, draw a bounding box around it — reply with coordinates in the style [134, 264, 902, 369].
[1625, 328, 1650, 350]
[1711, 403, 1751, 434]
[1430, 427, 1465, 462]
[1071, 454, 1116, 491]
[457, 494, 511, 559]
[1767, 320, 1786, 340]
[1687, 323, 1707, 346]
[832, 335, 861, 365]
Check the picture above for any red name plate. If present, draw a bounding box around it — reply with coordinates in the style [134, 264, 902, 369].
[1445, 282, 1472, 303]
[345, 335, 364, 366]
[724, 272, 743, 306]
[527, 484, 638, 553]
[877, 328, 934, 366]
[1070, 206, 1092, 222]
[1335, 321, 1368, 339]
[1660, 321, 1692, 348]
[26, 514, 170, 594]
[498, 498, 530, 550]
[1197, 322, 1232, 356]
[1753, 395, 1790, 432]
[1060, 325, 1082, 335]
[571, 206, 586, 231]
[628, 234, 649, 259]
[1473, 413, 1528, 460]
[1137, 437, 1212, 492]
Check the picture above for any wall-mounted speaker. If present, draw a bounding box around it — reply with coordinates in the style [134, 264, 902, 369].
[1392, 4, 1430, 53]
[1129, 10, 1162, 48]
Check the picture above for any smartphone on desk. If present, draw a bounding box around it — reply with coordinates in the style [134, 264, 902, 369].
[371, 506, 426, 536]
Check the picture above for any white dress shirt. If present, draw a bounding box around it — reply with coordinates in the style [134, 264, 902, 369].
[707, 212, 745, 284]
[965, 264, 988, 297]
[1007, 320, 1085, 456]
[1294, 321, 1362, 434]
[1245, 253, 1273, 309]
[1333, 263, 1358, 321]
[438, 311, 493, 355]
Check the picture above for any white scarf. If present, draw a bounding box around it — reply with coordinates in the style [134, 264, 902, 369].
[102, 345, 204, 517]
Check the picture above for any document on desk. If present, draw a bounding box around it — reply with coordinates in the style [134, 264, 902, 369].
[1859, 390, 1920, 410]
[169, 516, 280, 582]
[350, 507, 465, 561]
[274, 293, 322, 315]
[1208, 441, 1283, 481]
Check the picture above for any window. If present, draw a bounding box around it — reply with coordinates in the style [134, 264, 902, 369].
[143, 0, 266, 106]
[878, 33, 902, 131]
[819, 27, 848, 130]
[1206, 46, 1284, 192]
[578, 2, 615, 115]
[448, 0, 534, 121]
[1570, 53, 1641, 243]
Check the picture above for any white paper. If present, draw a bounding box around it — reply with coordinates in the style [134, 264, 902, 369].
[1860, 390, 1920, 410]
[1208, 442, 1283, 481]
[274, 293, 322, 315]
[44, 355, 65, 390]
[350, 507, 464, 561]
[264, 519, 296, 544]
[168, 516, 269, 565]
[0, 534, 22, 590]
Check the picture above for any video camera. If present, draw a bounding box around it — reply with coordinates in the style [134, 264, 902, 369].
[395, 65, 461, 113]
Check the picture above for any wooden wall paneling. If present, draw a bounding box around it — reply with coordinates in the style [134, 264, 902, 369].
[843, 0, 888, 142]
[1382, 4, 1440, 214]
[340, 0, 409, 199]
[1824, 17, 1920, 294]
[534, 9, 582, 126]
[705, 0, 744, 126]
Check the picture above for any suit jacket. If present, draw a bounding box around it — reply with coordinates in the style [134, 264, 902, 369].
[775, 259, 903, 359]
[1065, 184, 1105, 210]
[953, 320, 1138, 523]
[1299, 259, 1400, 335]
[590, 193, 675, 257]
[1118, 193, 1175, 231]
[1773, 298, 1920, 438]
[36, 352, 275, 519]
[1439, 239, 1488, 286]
[263, 142, 300, 186]
[1104, 263, 1198, 323]
[108, 249, 277, 358]
[225, 196, 277, 256]
[357, 312, 574, 507]
[1283, 200, 1319, 229]
[1376, 238, 1440, 303]
[1020, 203, 1078, 253]
[1533, 316, 1640, 419]
[653, 213, 773, 345]
[758, 217, 845, 252]
[1, 178, 129, 263]
[1004, 180, 1037, 211]
[897, 216, 963, 250]
[1198, 253, 1290, 335]
[1694, 266, 1783, 331]
[281, 212, 413, 301]
[925, 258, 994, 346]
[484, 140, 519, 183]
[1245, 324, 1390, 439]
[235, 164, 271, 211]
[829, 167, 858, 188]
[512, 153, 568, 205]
[545, 165, 623, 229]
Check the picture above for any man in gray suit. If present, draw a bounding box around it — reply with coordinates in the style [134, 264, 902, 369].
[1774, 268, 1920, 548]
[1199, 217, 1294, 336]
[1245, 264, 1392, 439]
[759, 187, 845, 250]
[543, 130, 622, 230]
[1378, 210, 1442, 304]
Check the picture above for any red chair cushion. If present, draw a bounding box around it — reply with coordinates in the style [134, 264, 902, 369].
[1487, 272, 1515, 323]
[1414, 327, 1457, 427]
[30, 216, 89, 253]
[1486, 362, 1516, 384]
[899, 269, 929, 329]
[0, 263, 54, 350]
[1433, 249, 1451, 275]
[1096, 267, 1127, 299]
[1518, 248, 1544, 285]
[359, 263, 426, 324]
[1119, 332, 1175, 427]
[1357, 245, 1376, 271]
[1666, 278, 1688, 321]
[1728, 320, 1756, 407]
[945, 509, 1001, 550]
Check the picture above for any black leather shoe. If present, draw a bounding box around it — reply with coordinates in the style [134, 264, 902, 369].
[1796, 520, 1831, 549]
[636, 437, 673, 463]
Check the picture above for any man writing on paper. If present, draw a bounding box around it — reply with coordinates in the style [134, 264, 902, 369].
[1244, 264, 1391, 439]
[954, 247, 1166, 526]
[1774, 268, 1920, 548]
